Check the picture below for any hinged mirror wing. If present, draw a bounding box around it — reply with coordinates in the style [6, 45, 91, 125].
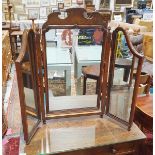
[105, 27, 144, 130]
[15, 29, 42, 144]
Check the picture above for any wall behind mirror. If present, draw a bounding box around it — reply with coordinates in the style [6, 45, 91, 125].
[2, 0, 88, 21]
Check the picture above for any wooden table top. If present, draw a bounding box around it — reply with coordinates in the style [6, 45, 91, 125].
[136, 95, 153, 118]
[25, 116, 145, 155]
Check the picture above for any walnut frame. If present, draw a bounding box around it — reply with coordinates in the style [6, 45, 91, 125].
[15, 9, 145, 145]
[41, 8, 111, 122]
[15, 30, 42, 144]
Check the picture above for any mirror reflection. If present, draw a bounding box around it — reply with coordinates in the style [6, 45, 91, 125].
[27, 115, 38, 134]
[24, 87, 35, 110]
[23, 72, 40, 134]
[15, 30, 41, 143]
[108, 30, 136, 122]
[46, 28, 103, 96]
[45, 28, 103, 111]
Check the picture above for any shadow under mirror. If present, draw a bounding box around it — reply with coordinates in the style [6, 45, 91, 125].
[45, 28, 103, 111]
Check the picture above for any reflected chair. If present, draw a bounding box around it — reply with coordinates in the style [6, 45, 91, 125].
[82, 58, 132, 95]
[82, 33, 144, 95]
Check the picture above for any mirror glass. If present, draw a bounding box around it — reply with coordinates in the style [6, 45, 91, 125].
[24, 87, 38, 134]
[108, 30, 136, 122]
[45, 27, 103, 111]
[22, 71, 40, 135]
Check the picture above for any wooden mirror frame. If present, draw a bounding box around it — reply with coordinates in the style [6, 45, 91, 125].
[105, 27, 144, 130]
[15, 29, 41, 144]
[15, 9, 144, 145]
[41, 8, 111, 122]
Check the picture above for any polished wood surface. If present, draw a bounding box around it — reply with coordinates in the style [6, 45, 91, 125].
[134, 95, 153, 155]
[134, 95, 153, 132]
[25, 116, 145, 155]
[82, 65, 100, 78]
[136, 95, 153, 117]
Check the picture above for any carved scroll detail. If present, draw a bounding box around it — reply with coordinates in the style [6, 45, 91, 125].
[42, 8, 111, 30]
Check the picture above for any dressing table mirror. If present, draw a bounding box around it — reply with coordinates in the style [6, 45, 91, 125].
[15, 29, 41, 144]
[15, 8, 144, 144]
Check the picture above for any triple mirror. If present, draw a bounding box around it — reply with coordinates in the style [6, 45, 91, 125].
[15, 8, 143, 144]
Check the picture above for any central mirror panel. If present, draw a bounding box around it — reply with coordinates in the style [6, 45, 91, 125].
[41, 8, 112, 120]
[46, 28, 103, 96]
[45, 27, 104, 112]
